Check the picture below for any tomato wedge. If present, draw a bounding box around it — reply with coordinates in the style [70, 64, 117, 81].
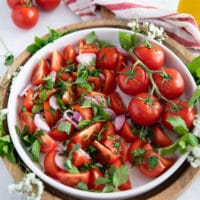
[40, 134, 57, 153]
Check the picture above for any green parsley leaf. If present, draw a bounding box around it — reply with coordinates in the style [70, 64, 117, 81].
[31, 140, 40, 162]
[4, 54, 14, 66]
[119, 31, 136, 51]
[188, 55, 200, 85]
[112, 165, 128, 188]
[58, 121, 71, 134]
[86, 31, 97, 44]
[78, 119, 92, 129]
[131, 148, 145, 166]
[76, 181, 88, 191]
[102, 185, 115, 193]
[32, 105, 42, 113]
[82, 99, 92, 108]
[96, 177, 110, 185]
[146, 156, 158, 169]
[166, 116, 189, 135]
[188, 86, 200, 107]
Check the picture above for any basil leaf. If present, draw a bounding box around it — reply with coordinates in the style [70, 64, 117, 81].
[96, 177, 110, 185]
[188, 55, 200, 85]
[188, 86, 200, 107]
[31, 140, 40, 162]
[58, 121, 71, 134]
[86, 31, 97, 44]
[119, 32, 136, 51]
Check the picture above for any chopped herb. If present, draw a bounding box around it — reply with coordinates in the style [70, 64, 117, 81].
[78, 119, 92, 129]
[146, 156, 158, 169]
[76, 181, 88, 191]
[4, 54, 14, 66]
[86, 31, 97, 44]
[82, 99, 92, 108]
[43, 76, 54, 90]
[58, 121, 71, 134]
[32, 105, 42, 113]
[131, 148, 145, 166]
[119, 31, 137, 51]
[31, 140, 40, 162]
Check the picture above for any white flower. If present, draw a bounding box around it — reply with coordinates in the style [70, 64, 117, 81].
[127, 19, 140, 32]
[187, 145, 200, 168]
[0, 108, 8, 120]
[8, 173, 44, 200]
[193, 114, 200, 137]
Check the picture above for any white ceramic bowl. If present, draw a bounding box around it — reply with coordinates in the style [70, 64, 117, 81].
[7, 28, 196, 200]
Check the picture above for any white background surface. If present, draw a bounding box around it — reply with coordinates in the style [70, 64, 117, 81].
[0, 0, 200, 199]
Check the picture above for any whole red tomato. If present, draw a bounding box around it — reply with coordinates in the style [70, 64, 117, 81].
[96, 47, 119, 70]
[132, 42, 165, 70]
[11, 5, 39, 29]
[7, 0, 29, 8]
[118, 65, 149, 95]
[128, 93, 163, 126]
[35, 0, 61, 11]
[161, 99, 196, 131]
[153, 68, 185, 99]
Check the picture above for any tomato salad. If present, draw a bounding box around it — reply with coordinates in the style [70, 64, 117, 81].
[16, 31, 196, 192]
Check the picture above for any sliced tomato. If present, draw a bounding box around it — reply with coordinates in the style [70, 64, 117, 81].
[49, 50, 64, 72]
[31, 58, 50, 86]
[72, 104, 93, 120]
[23, 88, 34, 112]
[79, 39, 98, 54]
[72, 122, 102, 148]
[116, 53, 127, 73]
[44, 150, 61, 178]
[49, 127, 68, 142]
[109, 91, 127, 115]
[40, 134, 57, 153]
[93, 140, 119, 164]
[101, 121, 116, 142]
[88, 76, 101, 91]
[88, 167, 105, 190]
[56, 171, 90, 187]
[102, 69, 116, 94]
[62, 85, 73, 105]
[56, 72, 73, 82]
[19, 110, 36, 133]
[43, 101, 61, 127]
[152, 125, 173, 147]
[118, 120, 137, 143]
[63, 44, 77, 63]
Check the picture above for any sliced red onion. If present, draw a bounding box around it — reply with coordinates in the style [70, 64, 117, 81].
[54, 151, 66, 170]
[49, 71, 57, 83]
[84, 96, 99, 105]
[95, 95, 107, 107]
[99, 73, 105, 80]
[34, 114, 50, 132]
[104, 107, 116, 120]
[78, 148, 91, 160]
[49, 95, 59, 110]
[114, 114, 126, 131]
[72, 111, 82, 122]
[63, 110, 78, 128]
[19, 83, 33, 97]
[116, 44, 129, 56]
[76, 53, 96, 65]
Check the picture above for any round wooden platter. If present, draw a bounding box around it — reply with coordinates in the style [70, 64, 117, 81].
[1, 15, 200, 200]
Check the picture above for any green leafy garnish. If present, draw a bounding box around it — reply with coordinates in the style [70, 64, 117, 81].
[76, 181, 88, 191]
[188, 55, 200, 85]
[146, 156, 158, 169]
[4, 54, 14, 66]
[119, 31, 137, 51]
[188, 86, 200, 107]
[131, 148, 145, 166]
[86, 31, 97, 44]
[31, 140, 40, 162]
[58, 121, 71, 134]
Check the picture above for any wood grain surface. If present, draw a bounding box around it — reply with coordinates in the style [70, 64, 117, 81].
[0, 18, 199, 200]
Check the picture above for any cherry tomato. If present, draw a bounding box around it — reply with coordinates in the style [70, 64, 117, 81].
[102, 69, 117, 94]
[128, 93, 163, 126]
[118, 65, 149, 95]
[152, 124, 173, 147]
[96, 47, 119, 70]
[49, 50, 64, 72]
[153, 68, 185, 99]
[161, 99, 196, 131]
[63, 44, 77, 63]
[93, 140, 119, 164]
[35, 0, 61, 11]
[132, 42, 165, 70]
[109, 91, 127, 115]
[23, 88, 34, 112]
[56, 171, 90, 187]
[118, 120, 137, 143]
[7, 0, 29, 8]
[40, 134, 57, 153]
[116, 53, 127, 73]
[88, 167, 105, 190]
[31, 58, 50, 86]
[11, 5, 39, 29]
[19, 110, 36, 133]
[43, 101, 61, 127]
[71, 123, 102, 148]
[44, 150, 61, 178]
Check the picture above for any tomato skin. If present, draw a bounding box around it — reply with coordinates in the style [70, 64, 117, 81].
[161, 100, 196, 131]
[102, 69, 117, 94]
[88, 167, 105, 190]
[109, 91, 127, 115]
[63, 44, 76, 63]
[62, 85, 73, 105]
[19, 110, 36, 133]
[133, 42, 165, 70]
[35, 0, 61, 11]
[56, 171, 90, 187]
[23, 89, 34, 112]
[72, 149, 91, 168]
[7, 0, 28, 8]
[118, 120, 137, 143]
[116, 53, 127, 73]
[31, 58, 49, 86]
[49, 50, 64, 72]
[118, 66, 149, 95]
[101, 121, 116, 142]
[44, 150, 61, 178]
[40, 134, 57, 153]
[93, 140, 119, 164]
[79, 39, 98, 54]
[11, 5, 39, 29]
[49, 128, 68, 141]
[153, 68, 185, 99]
[72, 122, 102, 148]
[72, 104, 93, 120]
[88, 76, 101, 91]
[152, 125, 172, 147]
[128, 93, 163, 126]
[96, 47, 119, 70]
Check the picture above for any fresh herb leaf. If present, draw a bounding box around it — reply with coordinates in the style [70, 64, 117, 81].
[4, 54, 14, 66]
[167, 116, 189, 135]
[82, 99, 92, 108]
[119, 31, 136, 51]
[32, 105, 42, 113]
[92, 105, 110, 122]
[146, 156, 158, 169]
[78, 119, 92, 129]
[58, 121, 71, 134]
[188, 56, 200, 85]
[96, 177, 110, 185]
[76, 181, 88, 191]
[98, 40, 115, 48]
[86, 31, 97, 44]
[131, 148, 145, 165]
[43, 75, 54, 90]
[112, 165, 128, 188]
[102, 185, 115, 192]
[31, 140, 40, 162]
[188, 86, 200, 107]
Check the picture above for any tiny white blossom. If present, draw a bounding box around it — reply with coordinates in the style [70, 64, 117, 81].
[127, 19, 140, 32]
[0, 108, 8, 119]
[191, 146, 200, 158]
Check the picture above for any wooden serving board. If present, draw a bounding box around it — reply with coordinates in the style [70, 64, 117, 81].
[1, 16, 200, 200]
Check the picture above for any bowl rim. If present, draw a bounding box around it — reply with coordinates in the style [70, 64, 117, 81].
[7, 27, 196, 200]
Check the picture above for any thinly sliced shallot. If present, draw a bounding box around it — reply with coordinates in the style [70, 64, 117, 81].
[49, 95, 59, 110]
[34, 114, 50, 132]
[54, 151, 66, 170]
[72, 111, 82, 122]
[19, 83, 33, 97]
[76, 53, 96, 65]
[104, 107, 116, 120]
[63, 110, 78, 128]
[49, 71, 57, 83]
[114, 114, 126, 131]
